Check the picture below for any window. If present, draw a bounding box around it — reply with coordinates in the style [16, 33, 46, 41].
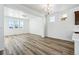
[9, 19, 14, 29]
[8, 17, 24, 29]
[49, 16, 55, 22]
[14, 20, 19, 28]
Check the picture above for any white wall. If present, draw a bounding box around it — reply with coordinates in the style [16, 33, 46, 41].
[46, 7, 79, 41]
[0, 5, 4, 50]
[29, 16, 45, 37]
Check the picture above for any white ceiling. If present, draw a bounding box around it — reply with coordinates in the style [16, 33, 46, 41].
[22, 4, 79, 14]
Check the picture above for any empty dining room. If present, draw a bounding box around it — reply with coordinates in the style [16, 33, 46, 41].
[0, 4, 79, 55]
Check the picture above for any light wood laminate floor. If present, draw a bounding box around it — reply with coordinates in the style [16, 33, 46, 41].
[4, 33, 74, 55]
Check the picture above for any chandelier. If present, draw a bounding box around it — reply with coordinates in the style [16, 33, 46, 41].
[41, 4, 53, 15]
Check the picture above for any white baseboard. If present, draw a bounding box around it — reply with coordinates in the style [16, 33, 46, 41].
[46, 36, 74, 42]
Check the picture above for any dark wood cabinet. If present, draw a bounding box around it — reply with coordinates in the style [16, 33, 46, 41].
[75, 11, 79, 25]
